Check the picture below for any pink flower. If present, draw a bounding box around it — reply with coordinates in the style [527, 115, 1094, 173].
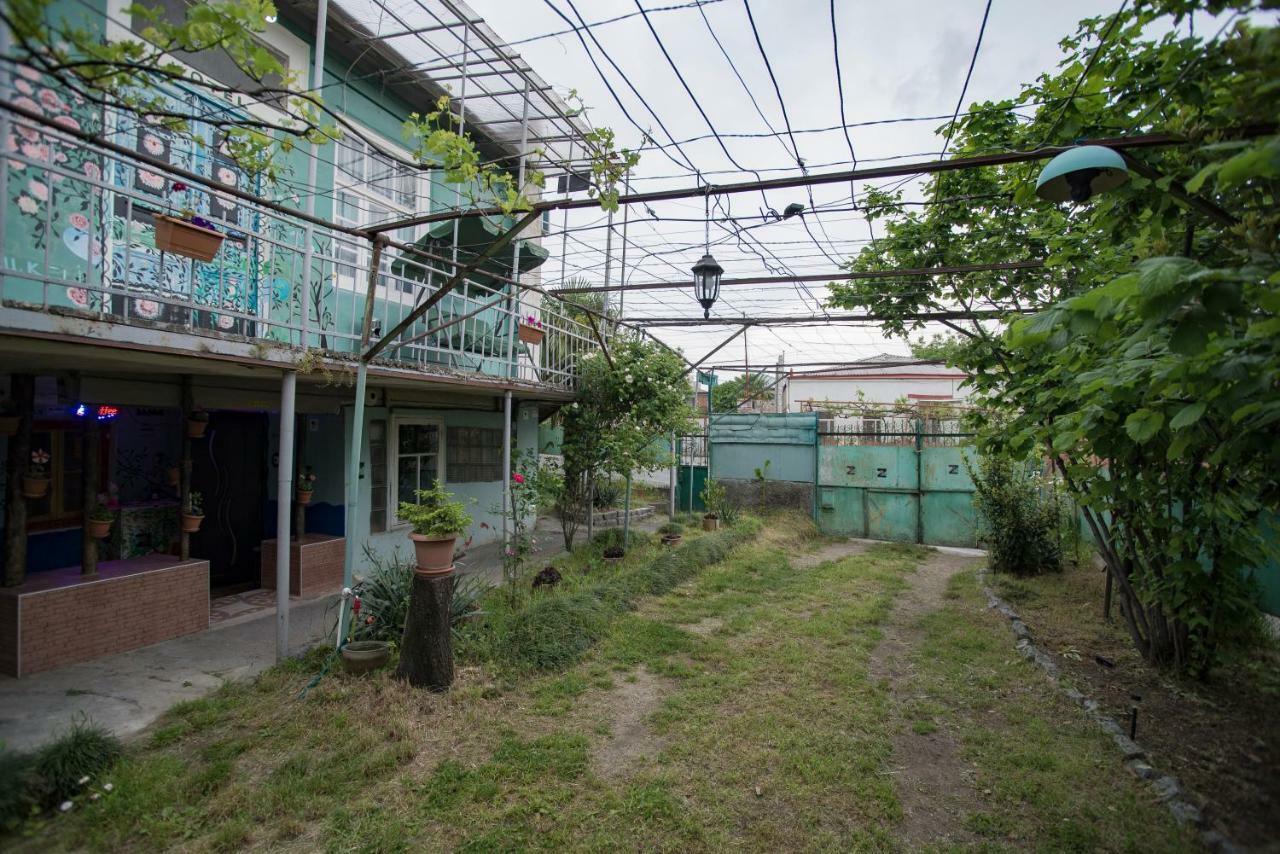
[172, 182, 187, 192]
[216, 315, 235, 330]
[11, 96, 41, 116]
[138, 170, 164, 189]
[14, 79, 33, 96]
[512, 473, 524, 484]
[352, 596, 361, 614]
[27, 179, 48, 201]
[141, 134, 164, 155]
[17, 195, 37, 215]
[52, 114, 80, 132]
[20, 141, 49, 162]
[37, 89, 63, 112]
[17, 66, 41, 82]
[82, 162, 100, 181]
[216, 167, 235, 186]
[68, 213, 89, 230]
[66, 287, 88, 307]
[134, 299, 160, 318]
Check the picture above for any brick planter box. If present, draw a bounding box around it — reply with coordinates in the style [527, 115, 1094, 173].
[0, 555, 210, 678]
[260, 534, 345, 598]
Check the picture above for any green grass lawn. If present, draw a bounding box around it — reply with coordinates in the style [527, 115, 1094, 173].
[21, 516, 1192, 852]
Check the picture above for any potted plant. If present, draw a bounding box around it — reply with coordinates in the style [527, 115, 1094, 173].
[517, 314, 545, 346]
[22, 448, 51, 499]
[153, 182, 225, 262]
[659, 521, 683, 546]
[398, 482, 472, 576]
[181, 491, 205, 533]
[0, 400, 17, 436]
[701, 479, 726, 531]
[86, 500, 115, 539]
[338, 586, 391, 675]
[187, 407, 209, 438]
[296, 467, 316, 505]
[602, 545, 625, 565]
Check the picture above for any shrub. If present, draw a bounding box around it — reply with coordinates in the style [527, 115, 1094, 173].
[353, 546, 492, 643]
[460, 519, 762, 673]
[397, 482, 472, 538]
[658, 521, 683, 536]
[591, 479, 623, 510]
[0, 749, 36, 827]
[0, 716, 123, 825]
[970, 455, 1068, 576]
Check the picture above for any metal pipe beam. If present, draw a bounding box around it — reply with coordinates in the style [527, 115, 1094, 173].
[641, 309, 1028, 327]
[371, 132, 1200, 233]
[557, 260, 1046, 294]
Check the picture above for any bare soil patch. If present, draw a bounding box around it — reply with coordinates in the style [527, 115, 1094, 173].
[791, 539, 871, 570]
[593, 667, 672, 778]
[995, 564, 1280, 850]
[870, 549, 986, 848]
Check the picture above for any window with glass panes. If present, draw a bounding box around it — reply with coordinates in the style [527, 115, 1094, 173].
[27, 428, 88, 527]
[332, 138, 424, 295]
[368, 419, 388, 533]
[393, 420, 443, 515]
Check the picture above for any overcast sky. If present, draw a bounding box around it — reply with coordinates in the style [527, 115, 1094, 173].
[460, 0, 1170, 374]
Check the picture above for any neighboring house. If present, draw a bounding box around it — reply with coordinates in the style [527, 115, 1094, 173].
[784, 354, 971, 410]
[0, 1, 599, 675]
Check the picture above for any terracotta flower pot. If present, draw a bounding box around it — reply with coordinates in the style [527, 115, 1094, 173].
[662, 534, 682, 547]
[154, 214, 224, 262]
[341, 640, 390, 675]
[86, 518, 113, 539]
[296, 489, 313, 505]
[702, 516, 719, 532]
[181, 513, 204, 533]
[409, 533, 457, 574]
[166, 467, 180, 487]
[187, 419, 208, 439]
[517, 323, 545, 345]
[21, 476, 49, 499]
[0, 415, 18, 436]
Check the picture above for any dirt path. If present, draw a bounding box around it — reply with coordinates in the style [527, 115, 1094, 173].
[869, 548, 986, 848]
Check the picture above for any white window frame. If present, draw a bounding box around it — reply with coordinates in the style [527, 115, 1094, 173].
[389, 416, 446, 526]
[331, 134, 430, 298]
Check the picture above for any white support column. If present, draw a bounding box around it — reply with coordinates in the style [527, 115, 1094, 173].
[340, 362, 369, 643]
[275, 370, 297, 662]
[299, 0, 329, 347]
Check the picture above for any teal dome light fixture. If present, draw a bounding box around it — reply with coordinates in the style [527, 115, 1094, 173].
[1035, 145, 1129, 204]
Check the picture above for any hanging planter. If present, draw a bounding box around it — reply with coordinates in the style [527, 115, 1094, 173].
[181, 491, 205, 533]
[22, 448, 50, 499]
[187, 408, 209, 438]
[517, 315, 545, 346]
[153, 184, 223, 262]
[154, 215, 224, 262]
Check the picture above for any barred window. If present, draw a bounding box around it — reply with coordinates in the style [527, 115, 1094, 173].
[446, 426, 503, 483]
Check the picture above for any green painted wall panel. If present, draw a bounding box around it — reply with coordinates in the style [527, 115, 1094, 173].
[921, 446, 976, 491]
[921, 492, 978, 548]
[818, 445, 918, 490]
[676, 465, 707, 513]
[817, 487, 866, 537]
[867, 492, 918, 542]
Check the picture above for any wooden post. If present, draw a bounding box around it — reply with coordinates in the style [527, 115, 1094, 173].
[80, 420, 99, 577]
[180, 375, 193, 560]
[395, 572, 454, 690]
[3, 374, 34, 587]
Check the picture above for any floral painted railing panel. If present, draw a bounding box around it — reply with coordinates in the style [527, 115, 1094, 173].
[0, 93, 600, 390]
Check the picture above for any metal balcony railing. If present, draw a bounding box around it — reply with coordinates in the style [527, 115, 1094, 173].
[0, 104, 599, 390]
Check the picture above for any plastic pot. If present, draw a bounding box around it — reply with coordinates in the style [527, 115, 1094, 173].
[21, 476, 49, 499]
[181, 513, 204, 533]
[154, 214, 224, 262]
[341, 641, 390, 675]
[409, 533, 457, 574]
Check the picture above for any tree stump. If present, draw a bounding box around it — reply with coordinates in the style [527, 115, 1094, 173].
[395, 571, 454, 691]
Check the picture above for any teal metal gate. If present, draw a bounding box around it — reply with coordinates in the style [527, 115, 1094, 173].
[815, 421, 978, 547]
[675, 433, 708, 513]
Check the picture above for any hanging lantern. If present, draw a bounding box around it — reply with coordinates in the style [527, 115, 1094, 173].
[692, 253, 723, 319]
[1035, 145, 1129, 204]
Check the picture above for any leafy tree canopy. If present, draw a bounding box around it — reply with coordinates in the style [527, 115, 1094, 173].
[829, 0, 1280, 674]
[710, 372, 773, 412]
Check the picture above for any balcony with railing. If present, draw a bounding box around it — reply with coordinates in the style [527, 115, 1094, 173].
[0, 101, 599, 392]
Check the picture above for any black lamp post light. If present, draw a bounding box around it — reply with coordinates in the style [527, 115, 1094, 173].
[692, 252, 723, 319]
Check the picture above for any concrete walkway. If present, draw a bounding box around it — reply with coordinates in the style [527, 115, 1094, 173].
[0, 508, 668, 752]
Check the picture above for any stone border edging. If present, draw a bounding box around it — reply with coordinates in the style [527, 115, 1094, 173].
[977, 569, 1241, 854]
